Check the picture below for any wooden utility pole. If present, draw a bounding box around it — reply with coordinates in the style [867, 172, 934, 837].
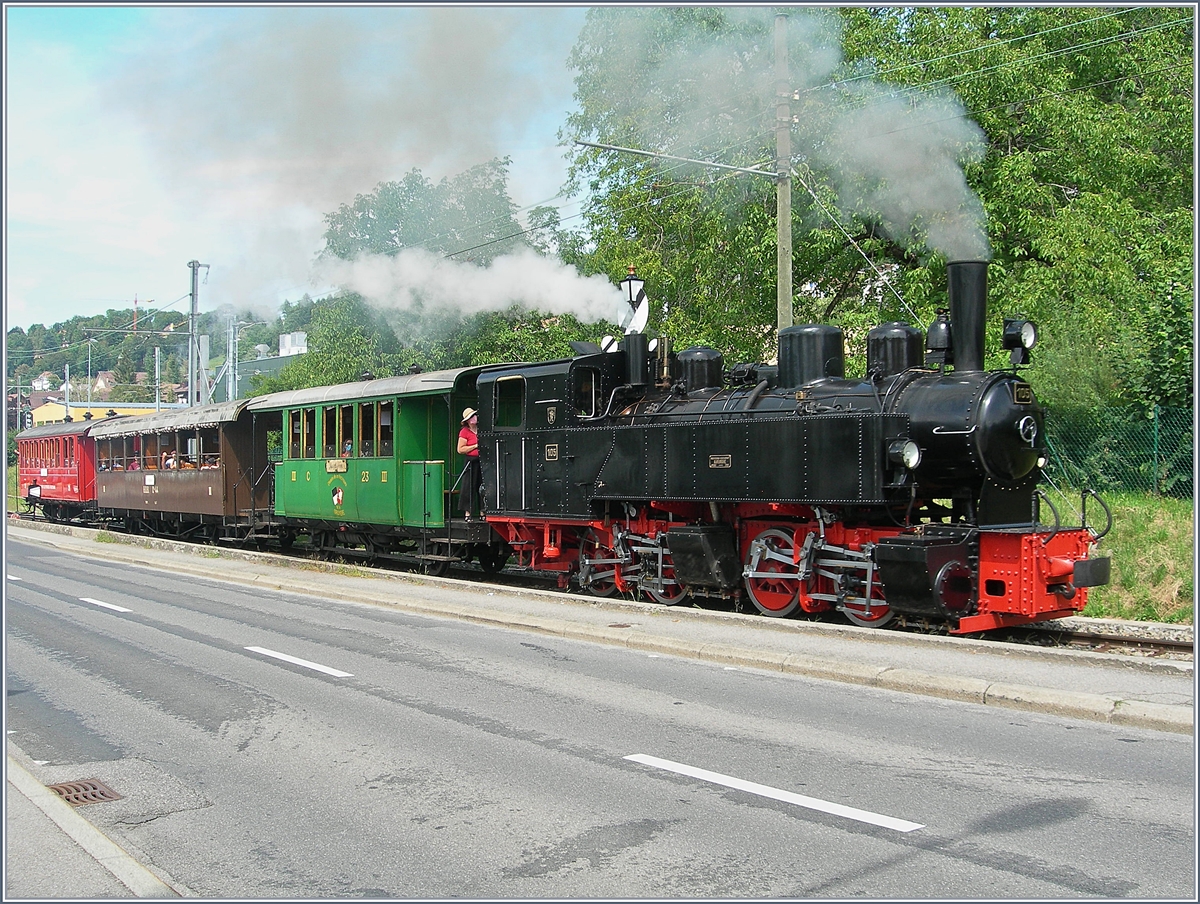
[775, 12, 793, 333]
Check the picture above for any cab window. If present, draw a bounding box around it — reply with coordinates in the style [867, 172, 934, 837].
[575, 368, 601, 418]
[494, 377, 525, 429]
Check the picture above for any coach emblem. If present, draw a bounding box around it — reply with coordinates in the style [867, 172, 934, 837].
[547, 406, 557, 425]
[709, 454, 732, 469]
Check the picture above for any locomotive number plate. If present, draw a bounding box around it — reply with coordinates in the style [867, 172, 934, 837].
[545, 444, 559, 461]
[709, 454, 732, 469]
[1013, 383, 1033, 404]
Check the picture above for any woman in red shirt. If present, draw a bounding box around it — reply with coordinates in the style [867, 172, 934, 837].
[457, 408, 481, 520]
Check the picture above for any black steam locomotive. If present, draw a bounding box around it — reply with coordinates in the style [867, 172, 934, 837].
[478, 260, 1110, 633]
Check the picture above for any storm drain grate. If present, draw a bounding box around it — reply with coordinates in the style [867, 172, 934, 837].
[46, 778, 123, 806]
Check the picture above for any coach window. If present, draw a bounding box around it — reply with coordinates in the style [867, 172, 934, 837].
[494, 377, 525, 429]
[340, 405, 355, 457]
[180, 430, 200, 469]
[288, 411, 301, 458]
[143, 435, 160, 468]
[302, 408, 316, 458]
[322, 406, 337, 458]
[359, 402, 376, 457]
[575, 368, 601, 418]
[379, 402, 394, 456]
[198, 428, 220, 468]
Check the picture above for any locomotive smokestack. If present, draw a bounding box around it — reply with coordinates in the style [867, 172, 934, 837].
[947, 260, 987, 373]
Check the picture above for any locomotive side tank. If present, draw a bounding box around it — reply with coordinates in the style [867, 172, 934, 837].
[477, 260, 1110, 633]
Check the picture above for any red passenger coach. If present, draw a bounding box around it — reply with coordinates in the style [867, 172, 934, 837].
[16, 418, 119, 522]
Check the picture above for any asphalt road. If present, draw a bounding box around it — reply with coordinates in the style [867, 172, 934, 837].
[5, 536, 1195, 898]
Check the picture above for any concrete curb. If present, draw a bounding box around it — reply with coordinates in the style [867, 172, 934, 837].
[6, 755, 179, 898]
[9, 521, 1194, 735]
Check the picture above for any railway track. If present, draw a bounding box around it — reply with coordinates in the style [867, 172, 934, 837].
[1004, 624, 1194, 661]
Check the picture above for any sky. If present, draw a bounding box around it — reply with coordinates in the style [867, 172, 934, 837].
[5, 3, 592, 332]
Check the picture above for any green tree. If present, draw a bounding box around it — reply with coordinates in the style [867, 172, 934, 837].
[322, 158, 525, 265]
[249, 293, 416, 394]
[560, 6, 1193, 404]
[840, 5, 1193, 409]
[313, 158, 619, 377]
[111, 351, 137, 390]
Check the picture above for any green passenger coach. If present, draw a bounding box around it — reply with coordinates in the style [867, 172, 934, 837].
[245, 367, 505, 570]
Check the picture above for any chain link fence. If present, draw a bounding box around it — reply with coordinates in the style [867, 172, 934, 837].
[1042, 405, 1193, 499]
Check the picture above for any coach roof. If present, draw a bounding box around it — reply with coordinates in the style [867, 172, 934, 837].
[89, 400, 249, 438]
[244, 367, 487, 411]
[16, 417, 123, 439]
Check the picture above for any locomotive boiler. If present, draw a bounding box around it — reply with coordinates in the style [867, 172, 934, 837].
[477, 260, 1111, 633]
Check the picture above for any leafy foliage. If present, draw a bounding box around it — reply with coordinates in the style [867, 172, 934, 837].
[558, 6, 1193, 406]
[322, 158, 525, 265]
[249, 293, 417, 394]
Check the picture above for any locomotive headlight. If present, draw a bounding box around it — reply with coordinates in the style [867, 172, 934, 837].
[888, 439, 922, 470]
[1003, 319, 1038, 350]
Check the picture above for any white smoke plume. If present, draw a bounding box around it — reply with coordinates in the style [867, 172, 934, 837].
[317, 248, 628, 325]
[98, 7, 586, 315]
[579, 7, 991, 261]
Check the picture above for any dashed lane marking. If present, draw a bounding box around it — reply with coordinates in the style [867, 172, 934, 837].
[79, 597, 132, 613]
[625, 753, 924, 833]
[244, 646, 353, 678]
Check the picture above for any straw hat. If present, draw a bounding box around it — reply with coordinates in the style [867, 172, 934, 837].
[461, 408, 478, 423]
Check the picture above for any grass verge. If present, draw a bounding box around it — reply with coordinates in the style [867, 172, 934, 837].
[1072, 491, 1193, 624]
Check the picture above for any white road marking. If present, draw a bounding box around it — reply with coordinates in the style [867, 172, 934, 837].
[79, 597, 131, 613]
[244, 646, 353, 678]
[8, 575, 21, 581]
[625, 754, 924, 833]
